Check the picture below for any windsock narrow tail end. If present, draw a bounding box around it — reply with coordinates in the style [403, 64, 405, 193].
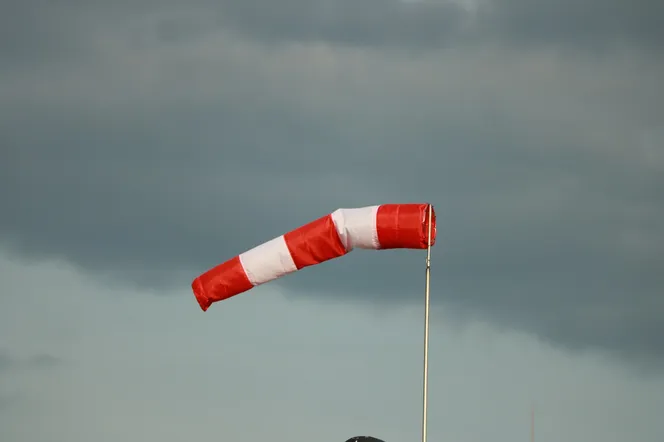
[191, 277, 211, 312]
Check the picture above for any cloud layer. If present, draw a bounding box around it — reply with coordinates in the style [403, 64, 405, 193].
[2, 0, 663, 369]
[0, 352, 59, 372]
[2, 252, 664, 442]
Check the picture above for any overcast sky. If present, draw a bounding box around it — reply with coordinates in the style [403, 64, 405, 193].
[1, 1, 663, 441]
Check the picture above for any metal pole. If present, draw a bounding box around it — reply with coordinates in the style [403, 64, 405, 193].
[421, 204, 433, 442]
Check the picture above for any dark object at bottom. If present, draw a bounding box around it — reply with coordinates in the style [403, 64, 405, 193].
[345, 437, 385, 442]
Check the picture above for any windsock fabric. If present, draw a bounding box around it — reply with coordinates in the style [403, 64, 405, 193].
[192, 203, 436, 311]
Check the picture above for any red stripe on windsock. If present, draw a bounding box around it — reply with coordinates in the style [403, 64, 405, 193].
[284, 214, 347, 269]
[191, 255, 253, 311]
[376, 204, 436, 249]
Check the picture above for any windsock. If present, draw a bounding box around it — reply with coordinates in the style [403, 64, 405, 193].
[192, 203, 436, 311]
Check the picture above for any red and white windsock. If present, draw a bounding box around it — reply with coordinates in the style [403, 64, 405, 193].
[191, 203, 436, 311]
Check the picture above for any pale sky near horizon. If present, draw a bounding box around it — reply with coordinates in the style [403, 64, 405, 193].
[1, 0, 663, 441]
[3, 251, 664, 442]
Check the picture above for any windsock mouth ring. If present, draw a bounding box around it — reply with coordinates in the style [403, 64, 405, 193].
[425, 203, 437, 247]
[375, 203, 436, 249]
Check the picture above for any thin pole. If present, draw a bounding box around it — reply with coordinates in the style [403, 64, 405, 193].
[421, 203, 433, 442]
[531, 404, 535, 442]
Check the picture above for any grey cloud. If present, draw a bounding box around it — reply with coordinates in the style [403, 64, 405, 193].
[214, 0, 469, 49]
[5, 0, 466, 58]
[0, 354, 12, 372]
[0, 352, 60, 372]
[213, 0, 664, 52]
[1, 1, 663, 370]
[0, 393, 20, 411]
[480, 0, 664, 52]
[2, 0, 663, 69]
[0, 352, 58, 416]
[24, 354, 60, 369]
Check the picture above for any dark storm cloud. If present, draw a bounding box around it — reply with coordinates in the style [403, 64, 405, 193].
[213, 0, 469, 49]
[2, 0, 662, 62]
[213, 0, 664, 52]
[480, 0, 664, 52]
[1, 0, 663, 369]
